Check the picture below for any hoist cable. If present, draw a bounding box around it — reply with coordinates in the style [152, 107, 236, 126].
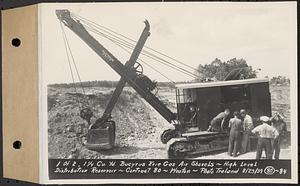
[140, 50, 199, 79]
[84, 25, 136, 51]
[61, 16, 174, 113]
[139, 59, 176, 84]
[60, 22, 86, 95]
[78, 18, 198, 78]
[84, 25, 198, 79]
[78, 15, 198, 74]
[84, 26, 192, 80]
[80, 20, 199, 78]
[72, 14, 137, 44]
[72, 13, 199, 73]
[86, 26, 197, 79]
[60, 22, 78, 94]
[60, 21, 90, 109]
[108, 33, 176, 83]
[144, 46, 199, 72]
[110, 38, 176, 83]
[83, 24, 176, 83]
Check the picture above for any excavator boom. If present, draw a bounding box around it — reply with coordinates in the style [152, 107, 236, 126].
[56, 9, 176, 126]
[100, 20, 150, 122]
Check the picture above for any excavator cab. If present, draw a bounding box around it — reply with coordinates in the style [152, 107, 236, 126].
[176, 78, 272, 131]
[166, 78, 272, 158]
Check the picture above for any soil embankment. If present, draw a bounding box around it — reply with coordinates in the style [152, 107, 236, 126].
[48, 85, 290, 159]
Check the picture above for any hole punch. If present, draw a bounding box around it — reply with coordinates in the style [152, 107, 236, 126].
[11, 38, 21, 47]
[13, 140, 22, 149]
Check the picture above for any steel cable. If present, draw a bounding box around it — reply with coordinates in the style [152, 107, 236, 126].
[82, 23, 199, 79]
[72, 13, 200, 78]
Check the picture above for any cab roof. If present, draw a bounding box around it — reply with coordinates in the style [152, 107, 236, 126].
[175, 78, 269, 90]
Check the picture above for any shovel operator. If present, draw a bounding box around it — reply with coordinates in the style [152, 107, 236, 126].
[207, 108, 230, 132]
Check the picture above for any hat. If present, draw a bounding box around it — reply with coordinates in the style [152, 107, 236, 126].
[240, 109, 246, 114]
[260, 116, 269, 122]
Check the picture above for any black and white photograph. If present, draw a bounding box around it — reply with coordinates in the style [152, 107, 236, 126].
[38, 2, 297, 183]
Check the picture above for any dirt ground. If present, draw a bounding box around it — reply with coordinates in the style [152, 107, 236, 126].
[48, 86, 172, 159]
[48, 85, 290, 159]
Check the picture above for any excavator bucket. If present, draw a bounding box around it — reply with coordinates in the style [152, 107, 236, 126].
[85, 121, 116, 150]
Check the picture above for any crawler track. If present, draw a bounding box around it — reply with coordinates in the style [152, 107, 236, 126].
[167, 132, 229, 158]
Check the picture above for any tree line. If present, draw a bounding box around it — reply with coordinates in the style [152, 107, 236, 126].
[49, 58, 289, 88]
[194, 57, 289, 86]
[48, 80, 176, 88]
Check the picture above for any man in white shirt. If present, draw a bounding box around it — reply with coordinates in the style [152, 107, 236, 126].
[252, 116, 279, 159]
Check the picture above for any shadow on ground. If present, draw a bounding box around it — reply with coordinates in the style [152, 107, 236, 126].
[92, 146, 165, 156]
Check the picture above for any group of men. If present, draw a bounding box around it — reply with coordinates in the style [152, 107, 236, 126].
[207, 109, 286, 159]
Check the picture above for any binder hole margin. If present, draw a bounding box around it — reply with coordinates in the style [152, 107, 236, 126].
[11, 38, 21, 47]
[13, 140, 22, 149]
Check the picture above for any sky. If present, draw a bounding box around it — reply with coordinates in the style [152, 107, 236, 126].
[40, 2, 297, 84]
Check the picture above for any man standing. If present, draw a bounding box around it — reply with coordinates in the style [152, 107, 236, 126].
[252, 116, 279, 159]
[240, 109, 253, 154]
[207, 108, 230, 132]
[271, 113, 287, 159]
[188, 102, 199, 125]
[228, 111, 243, 157]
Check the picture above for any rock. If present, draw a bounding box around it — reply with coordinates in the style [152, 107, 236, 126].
[48, 128, 54, 134]
[55, 128, 63, 134]
[66, 124, 75, 132]
[66, 134, 73, 138]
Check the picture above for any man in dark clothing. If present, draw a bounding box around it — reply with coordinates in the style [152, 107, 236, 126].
[228, 111, 243, 157]
[188, 102, 199, 125]
[240, 109, 253, 154]
[271, 113, 287, 159]
[207, 109, 230, 132]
